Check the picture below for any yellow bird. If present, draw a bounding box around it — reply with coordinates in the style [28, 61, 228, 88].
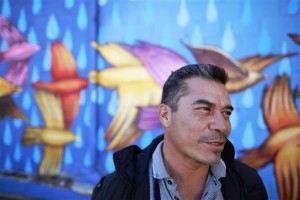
[0, 76, 27, 120]
[183, 42, 296, 93]
[239, 75, 300, 200]
[22, 90, 80, 175]
[90, 42, 164, 150]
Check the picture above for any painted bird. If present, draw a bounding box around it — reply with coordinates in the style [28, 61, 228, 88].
[22, 41, 87, 175]
[22, 90, 79, 175]
[239, 75, 300, 200]
[33, 41, 88, 129]
[0, 77, 27, 120]
[183, 42, 296, 93]
[0, 15, 40, 86]
[90, 41, 188, 150]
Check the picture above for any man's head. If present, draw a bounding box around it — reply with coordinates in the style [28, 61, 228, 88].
[161, 64, 228, 112]
[159, 64, 233, 166]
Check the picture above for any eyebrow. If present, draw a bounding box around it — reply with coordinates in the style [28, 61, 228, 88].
[192, 99, 234, 111]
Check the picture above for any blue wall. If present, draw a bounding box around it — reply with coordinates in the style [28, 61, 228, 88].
[0, 0, 299, 199]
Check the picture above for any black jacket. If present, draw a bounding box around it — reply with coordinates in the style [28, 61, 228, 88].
[92, 135, 268, 200]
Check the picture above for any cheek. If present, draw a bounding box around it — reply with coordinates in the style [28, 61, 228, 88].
[225, 121, 232, 136]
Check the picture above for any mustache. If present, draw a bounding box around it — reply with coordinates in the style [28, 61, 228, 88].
[197, 132, 227, 143]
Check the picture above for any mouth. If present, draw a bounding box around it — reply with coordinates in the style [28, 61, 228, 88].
[204, 141, 226, 151]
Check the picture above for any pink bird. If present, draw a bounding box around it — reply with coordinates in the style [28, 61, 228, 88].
[0, 15, 40, 86]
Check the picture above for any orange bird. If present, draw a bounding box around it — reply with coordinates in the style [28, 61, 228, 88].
[22, 41, 87, 175]
[33, 41, 88, 129]
[239, 75, 300, 200]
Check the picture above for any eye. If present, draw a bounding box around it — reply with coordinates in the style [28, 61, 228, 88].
[223, 110, 232, 118]
[198, 107, 210, 112]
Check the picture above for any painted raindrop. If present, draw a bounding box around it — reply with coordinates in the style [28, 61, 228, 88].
[84, 105, 91, 126]
[242, 89, 254, 108]
[63, 29, 73, 50]
[64, 146, 73, 165]
[33, 146, 41, 163]
[206, 0, 218, 23]
[74, 125, 83, 148]
[91, 88, 96, 103]
[241, 0, 252, 25]
[98, 0, 108, 6]
[258, 22, 271, 55]
[288, 0, 299, 14]
[257, 109, 266, 130]
[43, 43, 51, 71]
[77, 44, 87, 69]
[14, 143, 21, 161]
[4, 155, 12, 170]
[221, 22, 235, 53]
[108, 91, 118, 116]
[84, 150, 92, 167]
[97, 127, 105, 151]
[111, 2, 121, 28]
[177, 0, 189, 27]
[13, 119, 22, 128]
[4, 124, 12, 146]
[97, 87, 105, 105]
[191, 24, 203, 45]
[25, 158, 32, 173]
[18, 9, 27, 32]
[31, 65, 39, 82]
[28, 27, 38, 45]
[105, 151, 115, 173]
[80, 90, 86, 106]
[31, 106, 41, 126]
[46, 15, 60, 40]
[1, 0, 11, 17]
[65, 0, 75, 9]
[279, 41, 291, 75]
[242, 122, 255, 149]
[22, 91, 32, 110]
[97, 86, 105, 104]
[32, 0, 42, 15]
[77, 3, 88, 30]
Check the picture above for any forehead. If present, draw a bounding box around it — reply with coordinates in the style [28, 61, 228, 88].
[182, 77, 231, 106]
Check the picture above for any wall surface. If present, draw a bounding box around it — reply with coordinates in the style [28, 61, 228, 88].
[0, 0, 299, 199]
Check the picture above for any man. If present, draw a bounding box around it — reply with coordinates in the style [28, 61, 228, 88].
[92, 64, 268, 199]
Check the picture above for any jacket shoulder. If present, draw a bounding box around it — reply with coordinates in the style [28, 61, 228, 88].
[91, 172, 131, 200]
[232, 159, 268, 200]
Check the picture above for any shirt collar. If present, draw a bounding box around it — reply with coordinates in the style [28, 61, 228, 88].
[152, 140, 226, 180]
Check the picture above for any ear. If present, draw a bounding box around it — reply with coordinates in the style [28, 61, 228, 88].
[159, 104, 171, 127]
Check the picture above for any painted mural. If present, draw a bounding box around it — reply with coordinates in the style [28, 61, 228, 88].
[0, 0, 299, 199]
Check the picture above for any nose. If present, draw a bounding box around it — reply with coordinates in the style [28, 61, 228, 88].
[208, 112, 230, 135]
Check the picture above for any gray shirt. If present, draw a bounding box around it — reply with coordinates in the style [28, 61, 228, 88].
[149, 141, 225, 200]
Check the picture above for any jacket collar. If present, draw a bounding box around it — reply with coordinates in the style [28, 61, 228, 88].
[113, 134, 235, 184]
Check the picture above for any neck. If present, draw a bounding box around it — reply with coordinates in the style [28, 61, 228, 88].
[162, 142, 210, 199]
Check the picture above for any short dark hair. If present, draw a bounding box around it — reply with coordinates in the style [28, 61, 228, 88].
[161, 64, 228, 112]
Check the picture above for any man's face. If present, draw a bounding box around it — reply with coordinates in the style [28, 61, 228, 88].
[162, 77, 233, 166]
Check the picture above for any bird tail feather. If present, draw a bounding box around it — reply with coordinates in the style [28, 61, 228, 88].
[39, 146, 63, 175]
[22, 127, 42, 145]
